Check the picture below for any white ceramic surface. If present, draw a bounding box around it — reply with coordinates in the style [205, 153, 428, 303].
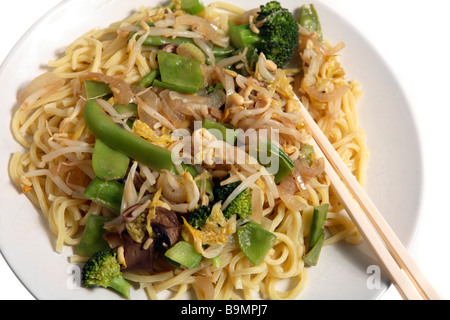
[0, 0, 424, 299]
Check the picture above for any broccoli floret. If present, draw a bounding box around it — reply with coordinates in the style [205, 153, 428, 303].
[223, 188, 252, 220]
[213, 180, 252, 221]
[186, 179, 253, 229]
[82, 250, 131, 299]
[187, 205, 212, 230]
[229, 1, 299, 68]
[213, 181, 241, 204]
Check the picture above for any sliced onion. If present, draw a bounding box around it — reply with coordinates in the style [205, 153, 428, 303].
[176, 14, 229, 47]
[136, 88, 176, 131]
[159, 90, 187, 129]
[147, 27, 202, 39]
[194, 276, 215, 300]
[20, 72, 65, 109]
[303, 83, 349, 103]
[85, 72, 135, 105]
[201, 245, 225, 259]
[194, 38, 215, 66]
[19, 72, 65, 103]
[277, 174, 308, 212]
[196, 89, 226, 109]
[166, 89, 225, 118]
[155, 13, 175, 28]
[121, 161, 139, 213]
[293, 158, 325, 182]
[158, 171, 187, 204]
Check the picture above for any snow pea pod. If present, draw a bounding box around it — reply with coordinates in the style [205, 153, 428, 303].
[157, 50, 203, 93]
[299, 4, 323, 41]
[84, 177, 125, 214]
[253, 140, 295, 184]
[83, 99, 176, 173]
[303, 232, 324, 267]
[164, 241, 203, 268]
[137, 69, 160, 88]
[304, 204, 329, 266]
[237, 221, 277, 266]
[92, 139, 130, 181]
[181, 0, 205, 15]
[77, 215, 113, 256]
[85, 80, 113, 100]
[142, 35, 187, 47]
[152, 79, 199, 94]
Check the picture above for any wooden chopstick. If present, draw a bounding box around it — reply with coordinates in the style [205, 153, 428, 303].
[297, 104, 440, 300]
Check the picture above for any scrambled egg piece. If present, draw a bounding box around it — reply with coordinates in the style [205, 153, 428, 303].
[133, 119, 173, 148]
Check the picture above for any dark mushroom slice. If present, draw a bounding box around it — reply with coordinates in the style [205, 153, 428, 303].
[102, 204, 181, 273]
[122, 233, 155, 272]
[151, 207, 181, 250]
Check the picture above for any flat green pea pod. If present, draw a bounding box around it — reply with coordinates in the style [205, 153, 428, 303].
[299, 4, 323, 41]
[84, 177, 125, 214]
[137, 69, 160, 88]
[92, 139, 130, 180]
[85, 80, 113, 100]
[157, 50, 203, 94]
[303, 232, 324, 267]
[237, 221, 277, 266]
[164, 241, 203, 268]
[152, 79, 199, 94]
[304, 204, 329, 266]
[77, 215, 112, 256]
[83, 99, 176, 173]
[253, 140, 295, 184]
[113, 103, 138, 117]
[181, 0, 205, 15]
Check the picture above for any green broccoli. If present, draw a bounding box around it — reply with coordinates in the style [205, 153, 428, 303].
[223, 188, 252, 220]
[82, 250, 131, 299]
[229, 1, 299, 68]
[186, 179, 253, 229]
[213, 180, 252, 221]
[187, 205, 212, 230]
[213, 181, 241, 204]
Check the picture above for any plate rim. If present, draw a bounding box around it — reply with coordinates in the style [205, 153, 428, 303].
[0, 0, 424, 300]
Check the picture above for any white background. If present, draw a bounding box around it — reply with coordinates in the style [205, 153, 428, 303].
[1, 0, 449, 300]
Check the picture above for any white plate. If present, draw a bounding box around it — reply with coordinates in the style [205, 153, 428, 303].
[0, 0, 422, 300]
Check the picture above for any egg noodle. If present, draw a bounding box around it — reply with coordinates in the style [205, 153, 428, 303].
[9, 0, 368, 299]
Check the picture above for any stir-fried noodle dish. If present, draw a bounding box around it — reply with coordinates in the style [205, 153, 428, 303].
[9, 0, 368, 299]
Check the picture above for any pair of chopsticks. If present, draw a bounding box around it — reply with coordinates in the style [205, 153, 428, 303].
[297, 105, 440, 300]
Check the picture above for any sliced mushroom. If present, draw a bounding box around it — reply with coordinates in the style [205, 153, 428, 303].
[122, 233, 155, 272]
[151, 207, 181, 249]
[103, 204, 181, 272]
